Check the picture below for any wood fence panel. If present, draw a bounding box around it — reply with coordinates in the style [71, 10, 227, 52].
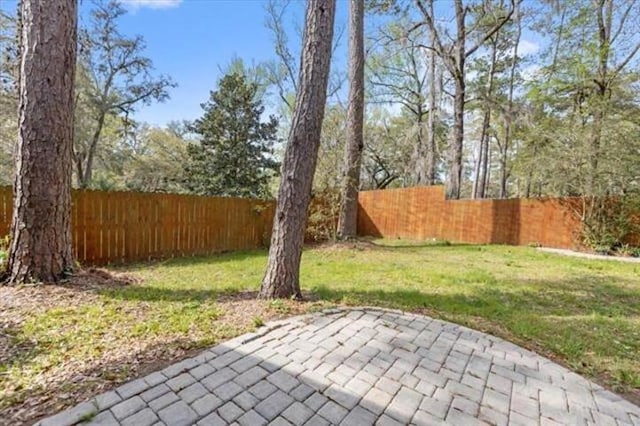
[357, 186, 588, 249]
[1, 184, 615, 263]
[0, 187, 276, 265]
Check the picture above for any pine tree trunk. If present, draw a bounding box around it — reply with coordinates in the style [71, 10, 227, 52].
[337, 0, 364, 239]
[473, 110, 490, 199]
[426, 46, 438, 186]
[4, 0, 77, 284]
[446, 74, 465, 200]
[501, 0, 521, 199]
[473, 37, 498, 200]
[259, 0, 335, 299]
[412, 109, 427, 185]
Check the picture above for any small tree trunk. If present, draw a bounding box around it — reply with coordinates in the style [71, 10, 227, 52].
[426, 45, 438, 185]
[446, 73, 465, 200]
[337, 0, 364, 239]
[259, 0, 335, 299]
[79, 111, 107, 188]
[501, 0, 521, 199]
[5, 0, 77, 284]
[588, 0, 612, 196]
[445, 1, 466, 200]
[473, 110, 490, 199]
[484, 140, 491, 195]
[473, 37, 498, 200]
[498, 142, 508, 198]
[412, 108, 427, 185]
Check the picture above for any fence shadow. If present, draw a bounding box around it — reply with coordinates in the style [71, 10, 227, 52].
[357, 187, 586, 249]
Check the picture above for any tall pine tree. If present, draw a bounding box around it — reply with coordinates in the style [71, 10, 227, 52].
[185, 73, 279, 198]
[5, 0, 77, 284]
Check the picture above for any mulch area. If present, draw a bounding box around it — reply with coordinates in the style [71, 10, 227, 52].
[0, 269, 320, 426]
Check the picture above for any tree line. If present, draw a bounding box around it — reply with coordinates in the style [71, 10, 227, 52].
[3, 0, 638, 202]
[0, 2, 279, 198]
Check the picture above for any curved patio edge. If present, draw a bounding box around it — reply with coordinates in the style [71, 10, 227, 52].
[35, 307, 640, 426]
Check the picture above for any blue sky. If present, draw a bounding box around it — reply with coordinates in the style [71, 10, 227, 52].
[0, 0, 348, 125]
[108, 0, 335, 125]
[108, 0, 539, 127]
[1, 0, 541, 126]
[99, 0, 351, 126]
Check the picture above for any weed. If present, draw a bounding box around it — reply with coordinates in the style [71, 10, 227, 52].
[252, 316, 265, 327]
[268, 299, 291, 314]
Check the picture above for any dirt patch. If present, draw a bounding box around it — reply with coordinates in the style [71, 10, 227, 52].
[1, 267, 133, 312]
[308, 239, 384, 253]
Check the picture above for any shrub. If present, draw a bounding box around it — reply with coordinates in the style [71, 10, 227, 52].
[0, 235, 9, 267]
[577, 193, 640, 253]
[306, 190, 340, 243]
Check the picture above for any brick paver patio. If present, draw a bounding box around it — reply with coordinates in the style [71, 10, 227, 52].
[36, 308, 640, 426]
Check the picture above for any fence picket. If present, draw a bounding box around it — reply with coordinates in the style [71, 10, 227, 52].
[0, 187, 276, 265]
[357, 186, 583, 249]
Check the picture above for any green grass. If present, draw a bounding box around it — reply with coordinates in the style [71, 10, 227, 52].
[2, 241, 640, 422]
[307, 242, 640, 392]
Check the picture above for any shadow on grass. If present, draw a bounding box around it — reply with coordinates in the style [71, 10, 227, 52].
[97, 268, 640, 321]
[1, 269, 136, 376]
[98, 286, 246, 303]
[311, 274, 640, 318]
[350, 239, 473, 250]
[4, 333, 228, 425]
[0, 324, 39, 381]
[311, 277, 640, 391]
[116, 250, 269, 272]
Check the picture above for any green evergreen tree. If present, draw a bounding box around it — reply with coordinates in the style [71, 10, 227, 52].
[186, 73, 280, 198]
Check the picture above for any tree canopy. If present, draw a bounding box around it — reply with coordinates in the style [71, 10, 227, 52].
[185, 73, 280, 198]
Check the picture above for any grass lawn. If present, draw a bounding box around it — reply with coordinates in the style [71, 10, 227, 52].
[1, 240, 639, 424]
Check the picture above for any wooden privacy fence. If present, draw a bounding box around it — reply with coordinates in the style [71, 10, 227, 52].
[357, 186, 583, 249]
[0, 186, 275, 265]
[2, 184, 626, 265]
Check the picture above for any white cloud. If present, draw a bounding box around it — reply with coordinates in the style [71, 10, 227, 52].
[518, 40, 540, 56]
[122, 0, 183, 10]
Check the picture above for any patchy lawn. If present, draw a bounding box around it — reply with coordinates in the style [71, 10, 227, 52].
[1, 241, 639, 424]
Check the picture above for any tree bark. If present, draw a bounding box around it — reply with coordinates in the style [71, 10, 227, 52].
[447, 73, 465, 200]
[445, 0, 466, 200]
[259, 0, 335, 299]
[416, 0, 514, 200]
[337, 0, 364, 239]
[5, 0, 77, 284]
[473, 37, 498, 200]
[501, 1, 520, 199]
[425, 36, 438, 185]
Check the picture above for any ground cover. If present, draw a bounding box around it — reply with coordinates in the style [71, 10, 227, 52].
[1, 240, 638, 424]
